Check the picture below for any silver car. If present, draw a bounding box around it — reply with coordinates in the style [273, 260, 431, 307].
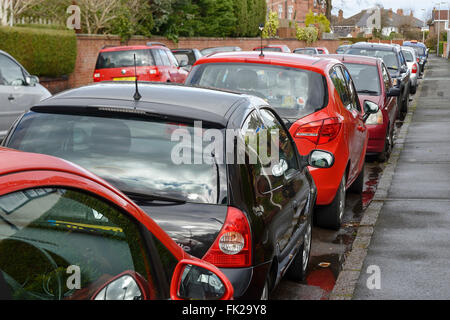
[0, 50, 51, 139]
[401, 46, 419, 94]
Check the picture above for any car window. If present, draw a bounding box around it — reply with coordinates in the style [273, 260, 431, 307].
[159, 50, 171, 66]
[346, 48, 400, 71]
[402, 50, 414, 62]
[189, 62, 327, 120]
[341, 67, 362, 112]
[0, 54, 25, 86]
[166, 51, 179, 67]
[381, 63, 392, 91]
[343, 63, 381, 96]
[95, 49, 154, 69]
[151, 49, 163, 66]
[0, 188, 160, 300]
[7, 112, 228, 205]
[330, 66, 351, 109]
[173, 51, 196, 66]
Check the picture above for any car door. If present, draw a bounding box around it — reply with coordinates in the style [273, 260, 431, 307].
[0, 53, 40, 137]
[0, 186, 169, 300]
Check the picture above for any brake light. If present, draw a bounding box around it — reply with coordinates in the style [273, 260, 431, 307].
[412, 64, 418, 74]
[203, 207, 252, 268]
[93, 73, 101, 82]
[294, 118, 342, 145]
[149, 66, 160, 77]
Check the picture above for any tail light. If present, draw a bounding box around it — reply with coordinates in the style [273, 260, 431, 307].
[93, 72, 101, 82]
[203, 207, 252, 268]
[412, 64, 418, 74]
[149, 66, 160, 78]
[294, 118, 342, 145]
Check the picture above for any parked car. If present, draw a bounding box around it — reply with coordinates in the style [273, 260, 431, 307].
[171, 48, 203, 72]
[1, 82, 335, 299]
[0, 50, 51, 140]
[401, 46, 420, 94]
[316, 47, 329, 54]
[253, 45, 291, 53]
[322, 54, 400, 161]
[200, 46, 242, 56]
[345, 42, 410, 119]
[336, 45, 350, 54]
[403, 40, 427, 75]
[293, 48, 319, 55]
[0, 147, 233, 300]
[93, 43, 188, 83]
[186, 52, 379, 230]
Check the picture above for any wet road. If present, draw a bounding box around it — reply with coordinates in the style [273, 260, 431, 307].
[272, 88, 415, 300]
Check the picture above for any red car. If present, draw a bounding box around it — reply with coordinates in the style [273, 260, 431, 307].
[322, 54, 401, 161]
[93, 43, 189, 83]
[316, 47, 329, 54]
[253, 44, 291, 53]
[186, 51, 378, 230]
[0, 147, 233, 300]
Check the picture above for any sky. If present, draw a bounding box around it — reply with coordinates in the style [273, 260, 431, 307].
[331, 0, 450, 21]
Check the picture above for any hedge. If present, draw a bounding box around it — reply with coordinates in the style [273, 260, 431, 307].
[0, 26, 77, 77]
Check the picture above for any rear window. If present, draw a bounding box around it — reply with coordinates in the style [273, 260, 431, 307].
[402, 50, 414, 62]
[343, 63, 381, 96]
[189, 63, 327, 120]
[346, 48, 399, 71]
[7, 112, 228, 205]
[95, 49, 154, 69]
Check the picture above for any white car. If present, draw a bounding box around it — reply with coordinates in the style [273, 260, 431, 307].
[401, 46, 419, 94]
[0, 50, 51, 140]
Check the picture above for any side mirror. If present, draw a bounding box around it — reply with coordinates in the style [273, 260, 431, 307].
[363, 101, 380, 122]
[400, 65, 408, 74]
[170, 259, 234, 300]
[25, 75, 39, 86]
[307, 150, 335, 169]
[387, 87, 401, 97]
[178, 60, 188, 68]
[92, 271, 147, 300]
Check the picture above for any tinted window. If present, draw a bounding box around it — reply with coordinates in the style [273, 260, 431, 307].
[8, 113, 228, 205]
[0, 54, 25, 86]
[189, 63, 327, 120]
[0, 188, 159, 300]
[330, 66, 351, 108]
[346, 48, 399, 71]
[173, 51, 196, 66]
[95, 49, 154, 69]
[344, 63, 381, 96]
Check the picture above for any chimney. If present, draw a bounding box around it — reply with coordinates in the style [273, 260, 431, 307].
[338, 9, 343, 23]
[397, 9, 403, 16]
[388, 9, 393, 19]
[410, 10, 413, 18]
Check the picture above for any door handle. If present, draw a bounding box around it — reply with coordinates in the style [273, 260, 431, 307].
[8, 95, 14, 101]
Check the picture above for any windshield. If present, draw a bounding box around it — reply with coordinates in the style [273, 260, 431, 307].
[189, 63, 327, 120]
[7, 112, 227, 205]
[343, 63, 381, 95]
[346, 48, 399, 71]
[402, 50, 414, 62]
[95, 49, 154, 69]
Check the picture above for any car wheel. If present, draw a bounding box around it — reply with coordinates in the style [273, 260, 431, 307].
[315, 175, 346, 230]
[378, 126, 394, 162]
[287, 216, 312, 282]
[400, 91, 409, 119]
[410, 84, 417, 95]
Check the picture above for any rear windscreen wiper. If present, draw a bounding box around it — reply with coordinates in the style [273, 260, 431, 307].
[357, 90, 379, 95]
[123, 191, 186, 204]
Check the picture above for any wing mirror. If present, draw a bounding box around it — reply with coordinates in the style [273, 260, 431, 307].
[307, 150, 335, 169]
[92, 271, 147, 300]
[25, 75, 39, 86]
[363, 101, 380, 122]
[400, 65, 408, 74]
[178, 60, 188, 68]
[170, 259, 234, 300]
[387, 87, 401, 97]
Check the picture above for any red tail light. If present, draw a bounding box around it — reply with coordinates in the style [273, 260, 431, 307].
[416, 57, 420, 63]
[149, 66, 160, 79]
[93, 72, 101, 82]
[412, 64, 418, 74]
[203, 207, 252, 268]
[294, 118, 342, 145]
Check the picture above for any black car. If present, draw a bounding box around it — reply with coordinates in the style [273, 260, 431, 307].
[2, 82, 335, 299]
[171, 48, 203, 71]
[345, 42, 411, 118]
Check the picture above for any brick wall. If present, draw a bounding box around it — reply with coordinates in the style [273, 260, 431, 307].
[68, 34, 343, 89]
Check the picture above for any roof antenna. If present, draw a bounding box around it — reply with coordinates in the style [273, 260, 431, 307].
[259, 23, 265, 57]
[133, 54, 142, 102]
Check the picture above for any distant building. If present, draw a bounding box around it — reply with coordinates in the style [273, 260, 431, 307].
[331, 7, 424, 38]
[266, 0, 327, 27]
[429, 8, 449, 36]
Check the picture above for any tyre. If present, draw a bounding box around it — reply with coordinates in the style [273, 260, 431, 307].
[348, 164, 364, 195]
[410, 84, 417, 95]
[400, 91, 409, 120]
[287, 216, 312, 282]
[315, 175, 346, 230]
[378, 125, 394, 162]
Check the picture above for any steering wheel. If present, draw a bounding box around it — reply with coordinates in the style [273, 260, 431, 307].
[0, 239, 63, 300]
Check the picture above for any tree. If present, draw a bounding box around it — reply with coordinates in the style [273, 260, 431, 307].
[305, 10, 330, 33]
[262, 10, 278, 38]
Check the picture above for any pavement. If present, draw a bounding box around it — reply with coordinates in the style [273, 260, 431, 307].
[331, 55, 450, 300]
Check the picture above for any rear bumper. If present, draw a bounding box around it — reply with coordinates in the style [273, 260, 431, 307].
[219, 261, 271, 299]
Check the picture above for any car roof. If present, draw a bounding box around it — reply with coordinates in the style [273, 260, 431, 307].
[194, 51, 337, 75]
[319, 54, 381, 66]
[32, 82, 256, 127]
[100, 45, 167, 52]
[349, 42, 398, 52]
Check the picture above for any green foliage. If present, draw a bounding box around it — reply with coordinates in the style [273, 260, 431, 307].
[110, 1, 154, 42]
[305, 10, 331, 33]
[262, 11, 279, 38]
[296, 25, 319, 44]
[0, 26, 76, 77]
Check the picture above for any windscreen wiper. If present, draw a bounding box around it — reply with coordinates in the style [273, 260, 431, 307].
[123, 191, 186, 204]
[357, 90, 379, 95]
